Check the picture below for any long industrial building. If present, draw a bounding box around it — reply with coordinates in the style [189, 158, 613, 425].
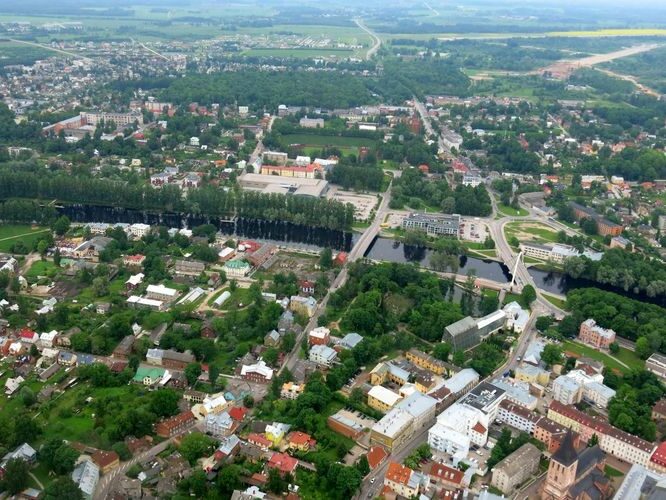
[238, 173, 329, 198]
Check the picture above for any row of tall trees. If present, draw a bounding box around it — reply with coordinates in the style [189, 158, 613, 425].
[0, 168, 355, 231]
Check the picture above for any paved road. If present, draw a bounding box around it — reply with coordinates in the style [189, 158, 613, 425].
[354, 19, 381, 60]
[94, 422, 203, 500]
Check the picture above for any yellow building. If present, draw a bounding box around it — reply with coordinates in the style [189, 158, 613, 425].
[514, 364, 550, 386]
[370, 362, 410, 387]
[368, 386, 403, 413]
[406, 348, 447, 376]
[260, 163, 322, 179]
[265, 422, 290, 446]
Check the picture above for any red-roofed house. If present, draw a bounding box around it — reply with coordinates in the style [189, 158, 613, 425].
[649, 441, 666, 474]
[384, 462, 420, 498]
[247, 433, 272, 451]
[20, 328, 38, 344]
[123, 254, 146, 268]
[429, 463, 464, 490]
[228, 406, 248, 422]
[286, 431, 315, 452]
[334, 252, 347, 266]
[366, 445, 388, 470]
[267, 452, 298, 475]
[299, 280, 315, 296]
[155, 411, 195, 438]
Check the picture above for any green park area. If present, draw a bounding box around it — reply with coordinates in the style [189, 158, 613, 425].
[561, 340, 643, 374]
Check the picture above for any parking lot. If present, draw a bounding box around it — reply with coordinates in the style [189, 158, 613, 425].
[329, 190, 378, 222]
[460, 218, 489, 243]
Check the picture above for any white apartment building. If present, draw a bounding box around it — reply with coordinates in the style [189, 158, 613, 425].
[308, 344, 338, 367]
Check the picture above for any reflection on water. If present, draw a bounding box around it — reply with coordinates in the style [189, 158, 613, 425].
[56, 204, 354, 251]
[364, 237, 512, 283]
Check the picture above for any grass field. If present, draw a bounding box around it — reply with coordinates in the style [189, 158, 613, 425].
[504, 221, 559, 245]
[497, 204, 529, 217]
[25, 260, 59, 279]
[0, 224, 49, 252]
[562, 340, 643, 374]
[542, 293, 566, 309]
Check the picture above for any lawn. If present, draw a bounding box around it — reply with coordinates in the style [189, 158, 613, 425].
[0, 224, 49, 252]
[498, 204, 528, 217]
[542, 293, 566, 309]
[504, 221, 559, 244]
[561, 340, 643, 374]
[218, 288, 253, 311]
[25, 260, 59, 279]
[604, 465, 625, 477]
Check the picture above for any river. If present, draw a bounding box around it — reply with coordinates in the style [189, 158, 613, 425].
[364, 237, 512, 283]
[528, 267, 666, 307]
[56, 204, 354, 252]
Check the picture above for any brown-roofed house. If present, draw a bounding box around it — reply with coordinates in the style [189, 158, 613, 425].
[92, 450, 120, 474]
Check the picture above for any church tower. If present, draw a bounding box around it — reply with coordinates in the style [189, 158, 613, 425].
[541, 429, 579, 500]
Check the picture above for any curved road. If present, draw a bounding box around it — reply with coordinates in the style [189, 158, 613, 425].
[355, 19, 381, 60]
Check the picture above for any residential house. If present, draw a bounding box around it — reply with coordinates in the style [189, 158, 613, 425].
[72, 459, 99, 500]
[155, 411, 195, 438]
[91, 450, 120, 474]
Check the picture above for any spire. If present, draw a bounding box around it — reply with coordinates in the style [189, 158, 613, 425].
[552, 429, 578, 467]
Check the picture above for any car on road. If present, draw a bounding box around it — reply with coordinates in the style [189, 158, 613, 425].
[370, 478, 375, 484]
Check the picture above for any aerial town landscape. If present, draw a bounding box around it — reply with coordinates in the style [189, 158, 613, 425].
[3, 0, 666, 499]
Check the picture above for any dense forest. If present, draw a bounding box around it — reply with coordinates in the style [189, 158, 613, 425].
[390, 168, 492, 216]
[563, 248, 666, 298]
[0, 167, 355, 231]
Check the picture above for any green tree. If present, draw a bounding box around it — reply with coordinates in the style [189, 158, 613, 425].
[148, 389, 180, 418]
[432, 343, 451, 362]
[92, 277, 108, 297]
[42, 477, 84, 500]
[355, 455, 370, 477]
[520, 285, 537, 307]
[266, 467, 289, 494]
[185, 362, 202, 386]
[52, 215, 71, 236]
[216, 464, 243, 496]
[588, 433, 599, 447]
[535, 315, 554, 332]
[179, 433, 215, 465]
[319, 248, 333, 269]
[452, 350, 466, 367]
[541, 344, 563, 367]
[636, 337, 653, 360]
[37, 239, 48, 258]
[609, 342, 620, 354]
[2, 458, 29, 494]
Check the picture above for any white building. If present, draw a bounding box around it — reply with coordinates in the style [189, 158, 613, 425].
[72, 459, 99, 499]
[552, 375, 583, 405]
[128, 223, 151, 239]
[39, 330, 58, 348]
[204, 411, 235, 437]
[309, 344, 337, 367]
[502, 302, 529, 334]
[146, 284, 179, 303]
